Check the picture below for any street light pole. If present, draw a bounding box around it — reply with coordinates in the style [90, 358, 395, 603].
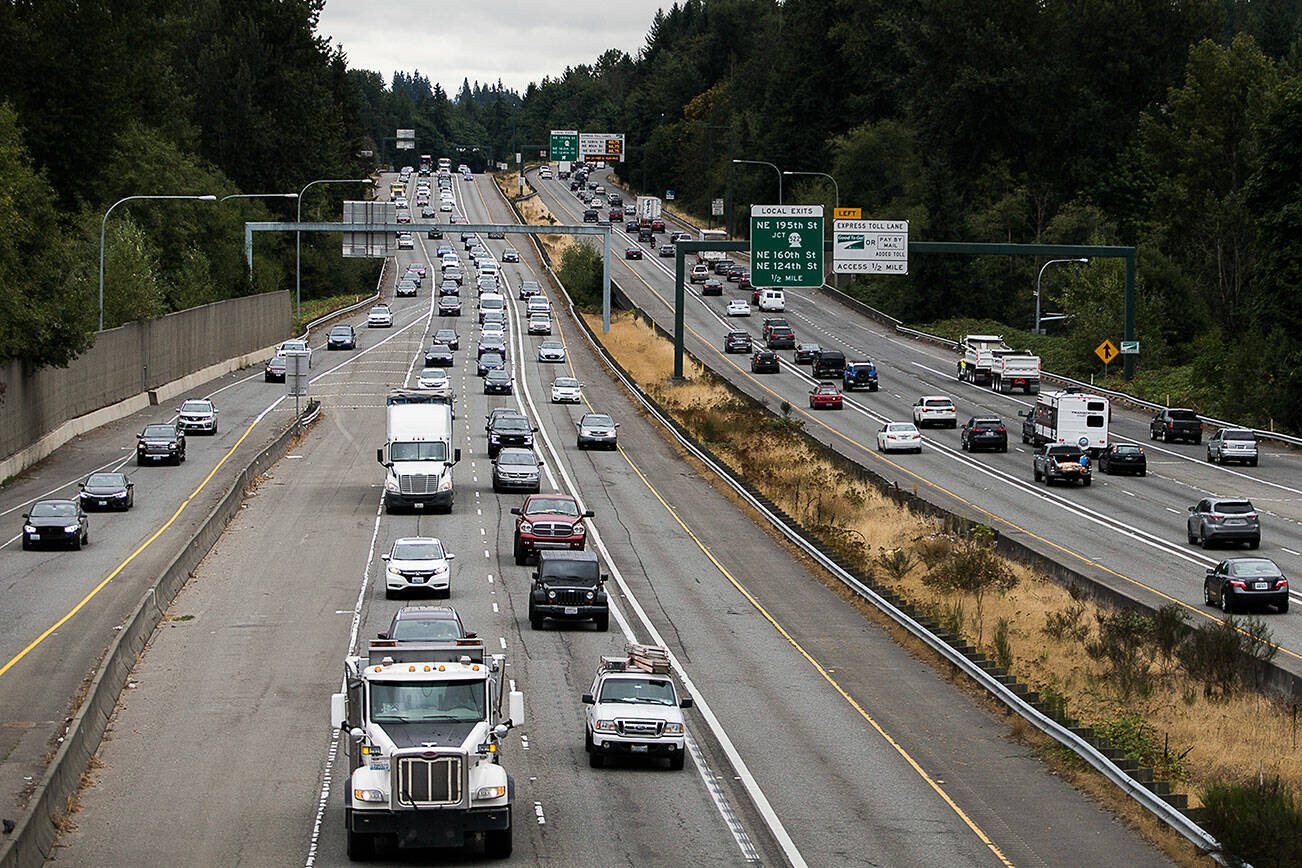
[99, 194, 218, 331]
[296, 178, 368, 323]
[1035, 258, 1090, 334]
[782, 170, 839, 210]
[220, 192, 300, 203]
[732, 159, 782, 205]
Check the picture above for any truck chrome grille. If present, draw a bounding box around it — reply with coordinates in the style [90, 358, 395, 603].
[617, 719, 664, 737]
[398, 474, 438, 494]
[530, 522, 572, 537]
[396, 755, 462, 807]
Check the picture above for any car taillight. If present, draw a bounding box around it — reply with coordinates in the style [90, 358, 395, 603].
[996, 427, 1006, 433]
[1275, 580, 1288, 589]
[1229, 580, 1247, 589]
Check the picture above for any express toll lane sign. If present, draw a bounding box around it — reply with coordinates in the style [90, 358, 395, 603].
[750, 205, 824, 288]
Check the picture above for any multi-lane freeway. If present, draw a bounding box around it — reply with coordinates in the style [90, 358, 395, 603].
[26, 170, 1175, 865]
[529, 167, 1302, 674]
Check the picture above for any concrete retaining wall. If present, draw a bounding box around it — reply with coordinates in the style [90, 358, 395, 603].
[0, 291, 290, 479]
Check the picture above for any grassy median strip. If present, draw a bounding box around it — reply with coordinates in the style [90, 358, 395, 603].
[582, 310, 1301, 867]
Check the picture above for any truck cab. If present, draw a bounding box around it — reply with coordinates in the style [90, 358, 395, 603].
[378, 390, 460, 513]
[331, 639, 524, 859]
[582, 645, 691, 770]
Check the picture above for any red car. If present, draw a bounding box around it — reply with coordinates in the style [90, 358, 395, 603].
[651, 218, 666, 232]
[511, 494, 594, 564]
[808, 383, 843, 410]
[624, 247, 643, 260]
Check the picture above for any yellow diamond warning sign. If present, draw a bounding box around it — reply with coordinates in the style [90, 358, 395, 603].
[1094, 340, 1119, 365]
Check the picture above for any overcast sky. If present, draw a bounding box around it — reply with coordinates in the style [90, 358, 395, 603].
[317, 1, 665, 94]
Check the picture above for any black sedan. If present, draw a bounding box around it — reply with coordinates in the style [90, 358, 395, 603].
[22, 499, 89, 550]
[477, 352, 505, 376]
[1099, 444, 1147, 476]
[960, 417, 1008, 453]
[1204, 558, 1289, 614]
[794, 343, 821, 365]
[478, 337, 508, 359]
[424, 343, 455, 366]
[625, 220, 641, 232]
[624, 247, 643, 260]
[326, 325, 356, 350]
[78, 473, 134, 510]
[751, 350, 779, 373]
[433, 328, 460, 350]
[484, 369, 514, 395]
[723, 330, 752, 354]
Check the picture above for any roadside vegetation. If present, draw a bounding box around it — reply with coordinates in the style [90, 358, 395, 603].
[585, 310, 1301, 865]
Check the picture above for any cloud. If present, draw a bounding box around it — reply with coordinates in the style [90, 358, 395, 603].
[317, 0, 662, 93]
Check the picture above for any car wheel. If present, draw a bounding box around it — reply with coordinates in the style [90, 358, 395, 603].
[961, 439, 968, 451]
[595, 613, 609, 632]
[384, 588, 396, 600]
[1220, 588, 1234, 614]
[1000, 445, 1007, 453]
[1203, 584, 1215, 606]
[668, 752, 686, 771]
[72, 533, 82, 551]
[172, 454, 182, 466]
[1249, 458, 1258, 467]
[1188, 527, 1198, 545]
[589, 750, 603, 769]
[1194, 435, 1202, 445]
[1083, 477, 1092, 487]
[1200, 530, 1210, 549]
[513, 540, 527, 566]
[1279, 598, 1290, 614]
[1149, 428, 1156, 440]
[576, 439, 585, 449]
[1033, 467, 1042, 481]
[137, 457, 145, 467]
[1248, 538, 1260, 550]
[21, 538, 31, 551]
[1139, 470, 1146, 477]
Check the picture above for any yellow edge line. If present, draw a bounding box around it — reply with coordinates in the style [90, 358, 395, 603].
[0, 413, 270, 679]
[588, 227, 1299, 662]
[526, 188, 1013, 865]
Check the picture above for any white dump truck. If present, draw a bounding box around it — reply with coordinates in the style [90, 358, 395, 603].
[332, 638, 524, 860]
[956, 334, 1010, 385]
[377, 389, 460, 513]
[990, 352, 1041, 393]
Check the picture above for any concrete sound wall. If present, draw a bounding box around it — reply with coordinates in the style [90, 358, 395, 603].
[0, 291, 290, 474]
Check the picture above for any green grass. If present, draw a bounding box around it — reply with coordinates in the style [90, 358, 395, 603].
[294, 293, 373, 333]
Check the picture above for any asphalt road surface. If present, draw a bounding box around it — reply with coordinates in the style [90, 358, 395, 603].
[46, 172, 1170, 866]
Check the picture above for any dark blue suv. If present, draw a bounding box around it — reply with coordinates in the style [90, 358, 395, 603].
[843, 360, 879, 391]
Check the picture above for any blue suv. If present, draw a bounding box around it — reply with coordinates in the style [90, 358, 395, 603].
[843, 360, 879, 392]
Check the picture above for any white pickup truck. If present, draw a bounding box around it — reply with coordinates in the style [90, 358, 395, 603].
[582, 645, 692, 770]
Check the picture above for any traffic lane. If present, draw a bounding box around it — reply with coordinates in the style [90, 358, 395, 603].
[48, 328, 433, 866]
[478, 225, 1010, 866]
[536, 170, 1302, 509]
[492, 255, 1169, 867]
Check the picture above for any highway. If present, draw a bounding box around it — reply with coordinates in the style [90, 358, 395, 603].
[40, 170, 1172, 866]
[528, 166, 1302, 669]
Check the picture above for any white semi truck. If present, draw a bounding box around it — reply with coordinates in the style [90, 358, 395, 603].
[635, 195, 662, 225]
[377, 389, 460, 513]
[332, 638, 525, 860]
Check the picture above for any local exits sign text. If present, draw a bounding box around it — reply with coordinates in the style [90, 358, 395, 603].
[750, 205, 824, 288]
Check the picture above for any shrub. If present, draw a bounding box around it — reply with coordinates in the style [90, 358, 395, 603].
[1085, 609, 1156, 699]
[1180, 617, 1247, 697]
[556, 244, 603, 310]
[1043, 601, 1089, 643]
[993, 617, 1013, 670]
[1093, 714, 1189, 782]
[1201, 776, 1302, 867]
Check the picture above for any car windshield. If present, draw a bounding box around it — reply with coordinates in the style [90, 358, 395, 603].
[1114, 445, 1141, 454]
[330, 327, 351, 336]
[583, 415, 614, 427]
[487, 371, 510, 381]
[528, 498, 579, 516]
[143, 425, 176, 438]
[369, 679, 485, 723]
[496, 418, 529, 432]
[522, 282, 540, 291]
[390, 441, 448, 462]
[392, 541, 445, 560]
[181, 401, 210, 413]
[1214, 501, 1254, 514]
[1049, 448, 1084, 460]
[420, 368, 446, 379]
[1169, 409, 1198, 421]
[542, 341, 562, 349]
[86, 473, 125, 487]
[390, 618, 463, 641]
[371, 306, 389, 314]
[435, 331, 456, 341]
[31, 502, 76, 517]
[924, 400, 953, 409]
[481, 353, 503, 364]
[554, 378, 579, 388]
[887, 424, 916, 434]
[1225, 430, 1256, 441]
[498, 451, 536, 466]
[598, 678, 676, 706]
[1229, 560, 1278, 577]
[281, 341, 306, 351]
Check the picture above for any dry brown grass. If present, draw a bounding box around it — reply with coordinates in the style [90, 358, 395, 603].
[492, 171, 574, 262]
[585, 310, 1302, 812]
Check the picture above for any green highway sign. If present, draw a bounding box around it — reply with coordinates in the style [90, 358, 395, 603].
[750, 205, 824, 288]
[1120, 340, 1140, 355]
[549, 130, 578, 162]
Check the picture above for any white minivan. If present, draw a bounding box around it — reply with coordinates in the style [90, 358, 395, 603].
[478, 292, 506, 324]
[758, 289, 786, 312]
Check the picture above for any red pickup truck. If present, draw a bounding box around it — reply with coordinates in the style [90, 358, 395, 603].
[511, 494, 594, 564]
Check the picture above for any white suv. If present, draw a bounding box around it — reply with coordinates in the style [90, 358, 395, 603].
[912, 395, 957, 429]
[689, 264, 710, 284]
[582, 648, 691, 770]
[380, 537, 455, 598]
